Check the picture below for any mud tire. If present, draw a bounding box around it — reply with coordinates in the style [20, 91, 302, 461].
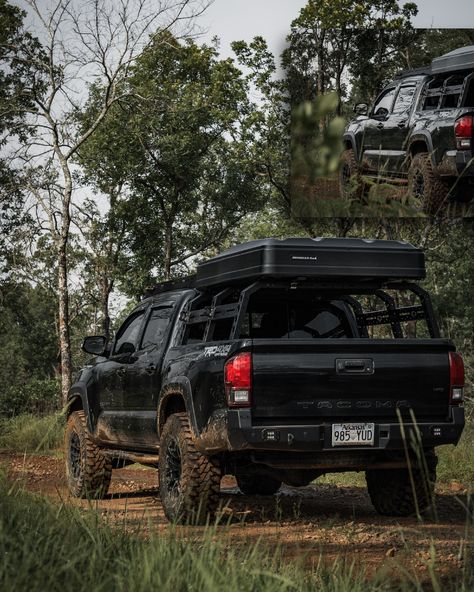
[407, 153, 450, 215]
[64, 411, 112, 499]
[236, 472, 282, 496]
[366, 453, 437, 517]
[339, 149, 364, 200]
[159, 413, 221, 524]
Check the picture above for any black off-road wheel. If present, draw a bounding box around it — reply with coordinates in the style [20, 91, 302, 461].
[64, 411, 112, 499]
[159, 413, 221, 524]
[340, 149, 364, 200]
[366, 454, 437, 517]
[407, 153, 450, 215]
[236, 472, 282, 496]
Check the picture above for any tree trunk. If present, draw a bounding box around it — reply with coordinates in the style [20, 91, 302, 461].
[164, 224, 173, 281]
[100, 276, 111, 341]
[57, 240, 72, 406]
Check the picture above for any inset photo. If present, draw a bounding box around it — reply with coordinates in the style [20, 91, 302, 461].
[290, 21, 474, 218]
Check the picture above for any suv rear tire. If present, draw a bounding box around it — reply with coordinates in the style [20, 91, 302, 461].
[64, 411, 112, 499]
[366, 456, 436, 517]
[407, 153, 449, 214]
[236, 472, 282, 496]
[340, 149, 364, 200]
[159, 413, 221, 524]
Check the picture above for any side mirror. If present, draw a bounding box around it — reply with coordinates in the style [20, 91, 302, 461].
[354, 103, 368, 116]
[82, 336, 108, 356]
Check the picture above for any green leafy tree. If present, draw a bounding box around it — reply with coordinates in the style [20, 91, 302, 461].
[77, 32, 269, 305]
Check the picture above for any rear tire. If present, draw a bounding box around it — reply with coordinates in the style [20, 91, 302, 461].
[64, 411, 112, 499]
[407, 153, 449, 215]
[159, 413, 221, 524]
[339, 149, 364, 200]
[236, 472, 282, 496]
[366, 454, 437, 517]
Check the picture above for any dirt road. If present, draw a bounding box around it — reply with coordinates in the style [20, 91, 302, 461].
[2, 452, 472, 580]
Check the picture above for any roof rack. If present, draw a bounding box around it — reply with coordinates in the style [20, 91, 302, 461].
[143, 275, 196, 300]
[394, 66, 432, 80]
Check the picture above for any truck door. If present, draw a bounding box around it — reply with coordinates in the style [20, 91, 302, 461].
[361, 86, 398, 172]
[119, 302, 175, 449]
[95, 308, 148, 447]
[378, 84, 418, 174]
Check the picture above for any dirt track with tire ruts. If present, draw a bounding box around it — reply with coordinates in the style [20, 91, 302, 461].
[2, 452, 473, 581]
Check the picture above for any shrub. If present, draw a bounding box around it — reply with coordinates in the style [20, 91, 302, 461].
[0, 413, 64, 453]
[0, 378, 61, 418]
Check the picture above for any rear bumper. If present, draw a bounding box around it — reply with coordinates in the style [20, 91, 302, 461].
[437, 151, 474, 178]
[456, 150, 474, 177]
[225, 406, 465, 455]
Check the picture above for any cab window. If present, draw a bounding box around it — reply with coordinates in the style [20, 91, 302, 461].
[141, 307, 173, 349]
[372, 87, 397, 117]
[113, 312, 146, 355]
[392, 85, 417, 116]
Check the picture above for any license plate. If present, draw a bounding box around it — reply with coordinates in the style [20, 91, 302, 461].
[332, 423, 375, 447]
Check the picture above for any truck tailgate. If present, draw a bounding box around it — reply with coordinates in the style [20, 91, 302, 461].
[250, 339, 455, 424]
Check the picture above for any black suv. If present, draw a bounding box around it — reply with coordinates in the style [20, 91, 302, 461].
[65, 238, 465, 524]
[341, 46, 474, 212]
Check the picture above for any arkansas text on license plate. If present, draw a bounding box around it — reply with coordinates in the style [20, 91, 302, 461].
[332, 423, 375, 447]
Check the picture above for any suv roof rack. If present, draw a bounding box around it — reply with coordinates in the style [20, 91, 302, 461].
[394, 66, 432, 80]
[143, 276, 196, 299]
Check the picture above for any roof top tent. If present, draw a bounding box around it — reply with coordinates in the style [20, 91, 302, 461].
[194, 238, 426, 290]
[432, 45, 474, 74]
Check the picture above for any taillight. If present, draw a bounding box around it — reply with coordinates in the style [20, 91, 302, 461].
[224, 352, 252, 407]
[449, 352, 465, 405]
[455, 115, 473, 150]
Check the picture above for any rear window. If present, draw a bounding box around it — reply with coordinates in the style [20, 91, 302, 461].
[240, 297, 354, 339]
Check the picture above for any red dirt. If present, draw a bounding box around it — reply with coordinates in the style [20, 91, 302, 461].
[1, 452, 472, 580]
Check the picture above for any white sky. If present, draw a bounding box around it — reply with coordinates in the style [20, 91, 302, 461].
[200, 0, 474, 63]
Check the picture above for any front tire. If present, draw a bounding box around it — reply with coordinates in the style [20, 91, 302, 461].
[159, 413, 221, 524]
[339, 149, 364, 200]
[407, 153, 449, 214]
[64, 411, 112, 499]
[366, 455, 436, 517]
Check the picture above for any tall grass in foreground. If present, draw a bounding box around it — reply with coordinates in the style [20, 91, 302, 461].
[0, 413, 64, 453]
[0, 475, 473, 592]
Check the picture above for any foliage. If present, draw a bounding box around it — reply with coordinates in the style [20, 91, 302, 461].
[0, 379, 60, 418]
[1, 474, 473, 592]
[0, 413, 63, 452]
[77, 32, 270, 298]
[0, 282, 58, 390]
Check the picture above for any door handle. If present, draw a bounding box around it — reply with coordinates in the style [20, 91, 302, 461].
[377, 122, 384, 129]
[336, 359, 375, 375]
[145, 364, 157, 375]
[397, 121, 408, 128]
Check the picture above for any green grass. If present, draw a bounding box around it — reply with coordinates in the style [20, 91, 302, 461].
[0, 413, 64, 453]
[0, 474, 472, 592]
[437, 422, 474, 485]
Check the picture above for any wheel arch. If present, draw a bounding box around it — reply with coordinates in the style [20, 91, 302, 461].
[66, 384, 94, 433]
[408, 133, 436, 166]
[343, 133, 358, 157]
[157, 380, 198, 438]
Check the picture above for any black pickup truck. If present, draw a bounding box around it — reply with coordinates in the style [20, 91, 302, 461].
[65, 238, 465, 523]
[341, 46, 474, 213]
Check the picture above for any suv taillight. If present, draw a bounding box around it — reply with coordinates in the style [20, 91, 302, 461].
[225, 352, 252, 407]
[455, 115, 473, 150]
[449, 352, 465, 405]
